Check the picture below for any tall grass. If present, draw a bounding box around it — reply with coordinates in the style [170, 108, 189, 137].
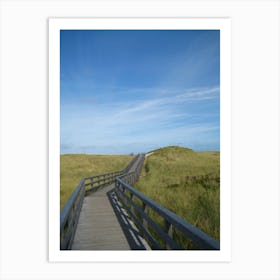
[134, 146, 220, 248]
[60, 154, 132, 209]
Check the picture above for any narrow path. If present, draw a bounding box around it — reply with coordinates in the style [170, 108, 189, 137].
[71, 156, 148, 250]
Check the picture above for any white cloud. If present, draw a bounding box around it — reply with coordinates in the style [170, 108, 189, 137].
[61, 86, 220, 152]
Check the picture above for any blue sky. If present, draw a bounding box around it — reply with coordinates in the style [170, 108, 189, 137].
[60, 30, 220, 154]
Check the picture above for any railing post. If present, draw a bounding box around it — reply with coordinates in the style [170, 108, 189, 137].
[108, 156, 220, 250]
[164, 219, 173, 250]
[130, 192, 135, 215]
[142, 202, 148, 230]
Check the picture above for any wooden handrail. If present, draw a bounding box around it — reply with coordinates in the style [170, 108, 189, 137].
[115, 171, 220, 250]
[60, 154, 140, 250]
[60, 153, 219, 250]
[60, 178, 85, 250]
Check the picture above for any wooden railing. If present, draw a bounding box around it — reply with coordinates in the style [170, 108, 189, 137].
[60, 178, 85, 250]
[83, 170, 123, 194]
[118, 154, 145, 186]
[60, 153, 219, 251]
[60, 154, 141, 250]
[115, 170, 220, 250]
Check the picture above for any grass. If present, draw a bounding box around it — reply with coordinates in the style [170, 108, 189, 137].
[133, 146, 220, 249]
[60, 154, 132, 210]
[60, 147, 220, 249]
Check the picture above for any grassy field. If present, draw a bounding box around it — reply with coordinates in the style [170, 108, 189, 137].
[60, 154, 132, 209]
[60, 147, 220, 249]
[134, 146, 220, 248]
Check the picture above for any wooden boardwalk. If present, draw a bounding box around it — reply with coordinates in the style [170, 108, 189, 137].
[61, 154, 220, 250]
[71, 156, 149, 250]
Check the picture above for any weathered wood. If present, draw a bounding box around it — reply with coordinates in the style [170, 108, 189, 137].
[71, 183, 131, 250]
[142, 202, 148, 230]
[115, 186, 181, 249]
[60, 178, 85, 250]
[115, 173, 220, 250]
[115, 189, 161, 249]
[60, 155, 141, 250]
[164, 220, 173, 250]
[61, 152, 219, 251]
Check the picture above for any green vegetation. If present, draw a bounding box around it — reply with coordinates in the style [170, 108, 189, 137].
[60, 154, 132, 209]
[134, 146, 220, 248]
[60, 147, 220, 249]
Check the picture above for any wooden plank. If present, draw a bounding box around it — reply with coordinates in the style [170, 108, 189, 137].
[68, 154, 148, 250]
[71, 184, 131, 250]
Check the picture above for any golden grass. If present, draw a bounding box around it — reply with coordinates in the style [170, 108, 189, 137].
[134, 146, 220, 248]
[60, 154, 132, 209]
[60, 146, 220, 249]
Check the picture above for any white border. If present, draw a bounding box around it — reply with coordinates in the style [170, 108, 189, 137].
[49, 18, 231, 262]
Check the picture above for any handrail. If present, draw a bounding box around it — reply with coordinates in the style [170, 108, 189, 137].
[60, 178, 85, 250]
[115, 172, 220, 250]
[60, 154, 140, 250]
[60, 153, 219, 250]
[122, 154, 140, 173]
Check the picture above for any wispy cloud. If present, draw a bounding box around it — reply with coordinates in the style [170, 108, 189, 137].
[114, 86, 219, 116]
[60, 86, 220, 153]
[60, 30, 220, 154]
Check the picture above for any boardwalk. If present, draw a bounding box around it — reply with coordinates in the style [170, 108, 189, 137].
[71, 156, 149, 250]
[61, 153, 220, 250]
